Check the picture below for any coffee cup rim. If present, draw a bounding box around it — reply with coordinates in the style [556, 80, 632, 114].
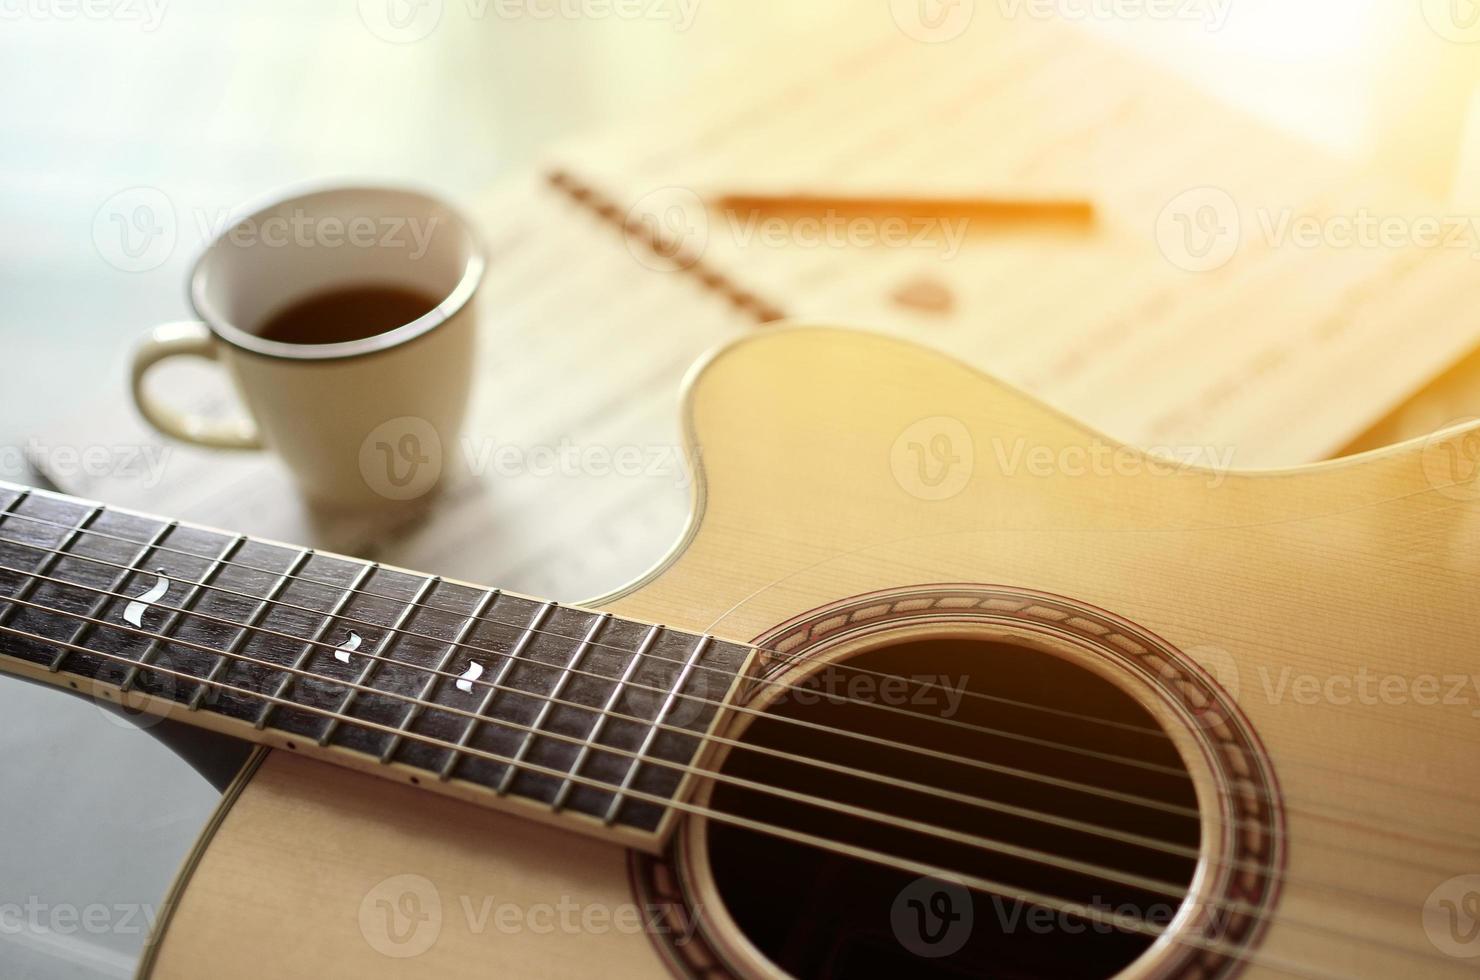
[188, 182, 484, 362]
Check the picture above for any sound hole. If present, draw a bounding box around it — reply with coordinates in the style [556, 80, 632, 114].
[705, 637, 1202, 979]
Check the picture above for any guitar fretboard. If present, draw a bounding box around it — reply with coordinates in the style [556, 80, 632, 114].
[0, 482, 753, 848]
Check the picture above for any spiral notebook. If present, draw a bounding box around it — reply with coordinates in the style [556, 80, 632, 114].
[29, 14, 1480, 603]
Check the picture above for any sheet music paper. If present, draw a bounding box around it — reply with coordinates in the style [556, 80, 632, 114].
[561, 13, 1480, 464]
[27, 15, 1480, 603]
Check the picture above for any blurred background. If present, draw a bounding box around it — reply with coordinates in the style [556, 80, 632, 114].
[3, 1, 1480, 976]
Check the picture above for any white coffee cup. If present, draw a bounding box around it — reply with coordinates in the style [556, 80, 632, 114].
[130, 185, 484, 509]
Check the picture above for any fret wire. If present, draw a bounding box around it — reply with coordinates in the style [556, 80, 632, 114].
[0, 490, 33, 525]
[52, 520, 179, 673]
[0, 501, 104, 631]
[552, 623, 663, 813]
[495, 611, 611, 796]
[118, 534, 249, 693]
[255, 561, 380, 730]
[184, 547, 315, 712]
[378, 587, 502, 764]
[437, 599, 557, 782]
[603, 634, 712, 825]
[317, 574, 441, 747]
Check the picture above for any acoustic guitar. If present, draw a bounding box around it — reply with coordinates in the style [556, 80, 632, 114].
[1, 327, 1477, 979]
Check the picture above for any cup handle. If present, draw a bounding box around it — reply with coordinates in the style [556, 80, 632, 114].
[130, 321, 263, 450]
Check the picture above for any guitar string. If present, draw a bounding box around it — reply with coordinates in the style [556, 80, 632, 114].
[0, 526, 1476, 860]
[0, 577, 1462, 913]
[3, 509, 1477, 827]
[0, 616, 1459, 979]
[0, 620, 1381, 980]
[0, 511, 1294, 739]
[3, 566, 1477, 924]
[1, 547, 1476, 873]
[4, 506, 1475, 813]
[3, 595, 1228, 913]
[0, 552, 1221, 815]
[0, 540, 1475, 872]
[4, 504, 1475, 813]
[0, 511, 1176, 735]
[0, 543, 1188, 776]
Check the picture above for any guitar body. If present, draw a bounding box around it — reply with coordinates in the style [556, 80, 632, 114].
[139, 328, 1480, 978]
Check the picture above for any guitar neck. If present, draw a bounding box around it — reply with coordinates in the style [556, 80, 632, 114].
[0, 481, 754, 851]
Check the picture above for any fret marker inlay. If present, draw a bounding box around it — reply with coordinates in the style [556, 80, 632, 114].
[455, 661, 484, 693]
[334, 631, 363, 664]
[123, 573, 169, 627]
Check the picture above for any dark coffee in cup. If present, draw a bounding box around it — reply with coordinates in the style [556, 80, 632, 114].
[257, 285, 441, 346]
